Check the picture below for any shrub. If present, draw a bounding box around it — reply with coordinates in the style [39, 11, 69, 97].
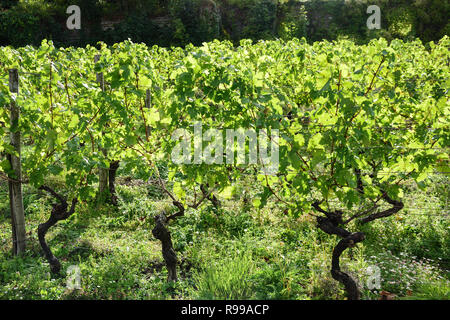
[169, 0, 221, 45]
[278, 2, 308, 41]
[387, 6, 416, 39]
[242, 0, 277, 40]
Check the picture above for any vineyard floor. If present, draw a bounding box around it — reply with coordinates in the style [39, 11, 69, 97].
[0, 173, 448, 300]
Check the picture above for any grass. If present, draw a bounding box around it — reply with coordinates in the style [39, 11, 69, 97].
[0, 173, 448, 300]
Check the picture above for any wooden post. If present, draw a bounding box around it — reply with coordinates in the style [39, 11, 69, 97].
[8, 69, 26, 255]
[95, 55, 108, 199]
[145, 89, 151, 109]
[94, 55, 105, 91]
[145, 89, 151, 136]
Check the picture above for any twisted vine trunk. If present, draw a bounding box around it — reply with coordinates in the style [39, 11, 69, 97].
[331, 232, 365, 300]
[152, 201, 184, 282]
[38, 186, 77, 274]
[315, 209, 364, 300]
[313, 190, 404, 300]
[38, 214, 61, 274]
[152, 214, 178, 282]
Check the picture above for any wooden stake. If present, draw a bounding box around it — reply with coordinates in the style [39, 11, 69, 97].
[8, 69, 26, 255]
[145, 89, 151, 137]
[94, 55, 108, 199]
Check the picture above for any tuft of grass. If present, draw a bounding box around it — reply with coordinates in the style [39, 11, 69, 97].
[192, 251, 254, 300]
[399, 281, 450, 300]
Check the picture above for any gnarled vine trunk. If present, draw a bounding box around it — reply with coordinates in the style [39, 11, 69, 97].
[313, 203, 365, 300]
[38, 186, 77, 274]
[152, 201, 184, 282]
[312, 190, 404, 300]
[330, 232, 365, 300]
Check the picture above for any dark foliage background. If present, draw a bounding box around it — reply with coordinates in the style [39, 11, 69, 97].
[0, 0, 449, 47]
